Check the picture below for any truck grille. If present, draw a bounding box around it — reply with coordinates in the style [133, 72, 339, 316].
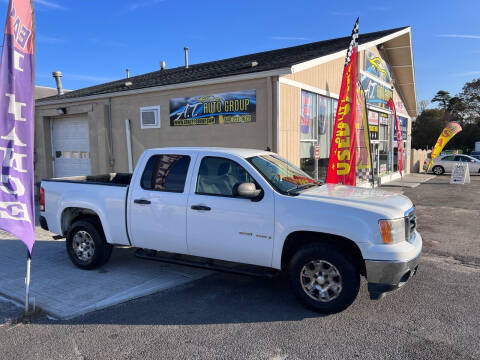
[405, 208, 417, 243]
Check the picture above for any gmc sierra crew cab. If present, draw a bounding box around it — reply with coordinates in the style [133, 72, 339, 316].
[39, 147, 421, 313]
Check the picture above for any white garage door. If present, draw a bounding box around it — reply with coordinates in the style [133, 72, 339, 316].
[52, 117, 91, 178]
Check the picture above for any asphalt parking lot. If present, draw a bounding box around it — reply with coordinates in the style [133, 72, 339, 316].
[0, 175, 479, 360]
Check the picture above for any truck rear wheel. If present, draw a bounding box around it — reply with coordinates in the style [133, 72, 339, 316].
[66, 218, 113, 270]
[288, 243, 360, 314]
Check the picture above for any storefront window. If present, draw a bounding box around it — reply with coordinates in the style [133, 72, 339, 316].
[299, 90, 337, 180]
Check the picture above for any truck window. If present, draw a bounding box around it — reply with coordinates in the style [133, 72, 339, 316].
[141, 154, 191, 193]
[195, 157, 256, 197]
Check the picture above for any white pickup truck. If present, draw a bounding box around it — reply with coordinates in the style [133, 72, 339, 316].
[39, 147, 421, 313]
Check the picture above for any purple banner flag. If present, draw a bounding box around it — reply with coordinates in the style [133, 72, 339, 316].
[0, 0, 35, 254]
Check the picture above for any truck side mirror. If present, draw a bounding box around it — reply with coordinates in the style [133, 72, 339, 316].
[236, 182, 261, 199]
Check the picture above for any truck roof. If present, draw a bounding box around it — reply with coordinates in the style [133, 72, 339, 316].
[146, 147, 272, 159]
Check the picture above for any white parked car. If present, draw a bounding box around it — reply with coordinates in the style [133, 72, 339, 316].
[39, 147, 421, 314]
[424, 154, 480, 175]
[471, 151, 480, 160]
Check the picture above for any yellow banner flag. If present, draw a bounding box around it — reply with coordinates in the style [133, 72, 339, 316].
[427, 122, 462, 171]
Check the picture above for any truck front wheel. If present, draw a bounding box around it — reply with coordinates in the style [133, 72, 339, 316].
[288, 243, 360, 314]
[66, 218, 113, 270]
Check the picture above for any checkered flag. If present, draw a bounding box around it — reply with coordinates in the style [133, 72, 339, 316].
[356, 168, 373, 183]
[344, 17, 359, 67]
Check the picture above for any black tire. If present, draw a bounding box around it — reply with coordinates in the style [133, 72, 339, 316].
[432, 165, 444, 175]
[66, 218, 113, 270]
[288, 243, 360, 314]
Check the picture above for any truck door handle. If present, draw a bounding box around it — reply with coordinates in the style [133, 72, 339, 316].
[134, 199, 151, 205]
[191, 205, 211, 211]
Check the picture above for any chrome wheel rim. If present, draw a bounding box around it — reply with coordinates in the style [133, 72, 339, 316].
[433, 167, 442, 175]
[300, 260, 343, 302]
[72, 230, 95, 261]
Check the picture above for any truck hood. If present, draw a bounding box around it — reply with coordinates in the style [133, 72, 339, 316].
[297, 184, 413, 218]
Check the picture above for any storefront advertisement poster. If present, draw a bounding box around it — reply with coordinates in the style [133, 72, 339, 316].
[395, 116, 408, 141]
[368, 111, 379, 125]
[300, 91, 313, 134]
[367, 110, 379, 140]
[169, 90, 256, 126]
[364, 50, 391, 83]
[361, 74, 393, 110]
[379, 113, 389, 125]
[318, 96, 328, 135]
[396, 100, 407, 115]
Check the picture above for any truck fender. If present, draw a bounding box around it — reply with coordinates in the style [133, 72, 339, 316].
[57, 201, 113, 244]
[272, 219, 374, 270]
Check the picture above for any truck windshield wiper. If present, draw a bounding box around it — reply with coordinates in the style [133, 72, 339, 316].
[286, 182, 319, 194]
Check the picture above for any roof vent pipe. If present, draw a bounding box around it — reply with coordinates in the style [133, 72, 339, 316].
[126, 68, 130, 78]
[160, 60, 166, 70]
[52, 71, 64, 95]
[184, 47, 189, 69]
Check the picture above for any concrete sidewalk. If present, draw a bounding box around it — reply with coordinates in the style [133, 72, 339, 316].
[381, 173, 436, 188]
[0, 231, 212, 320]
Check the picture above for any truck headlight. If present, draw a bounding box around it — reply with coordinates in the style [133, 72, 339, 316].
[379, 218, 405, 244]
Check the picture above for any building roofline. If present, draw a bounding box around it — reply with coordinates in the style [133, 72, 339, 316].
[35, 68, 292, 106]
[291, 27, 411, 73]
[36, 26, 412, 107]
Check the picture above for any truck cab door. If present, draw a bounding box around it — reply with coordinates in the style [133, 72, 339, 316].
[128, 152, 195, 254]
[186, 155, 274, 267]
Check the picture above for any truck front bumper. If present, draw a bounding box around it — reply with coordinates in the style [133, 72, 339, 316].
[365, 234, 422, 300]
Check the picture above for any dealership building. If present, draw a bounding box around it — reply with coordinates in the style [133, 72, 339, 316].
[35, 26, 416, 186]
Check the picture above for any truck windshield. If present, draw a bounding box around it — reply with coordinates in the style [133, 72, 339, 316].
[247, 154, 319, 195]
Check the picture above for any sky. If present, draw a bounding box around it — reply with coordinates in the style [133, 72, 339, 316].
[1, 0, 480, 107]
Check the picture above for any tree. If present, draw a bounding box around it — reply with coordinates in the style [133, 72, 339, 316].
[417, 79, 480, 152]
[457, 78, 480, 124]
[411, 109, 446, 149]
[448, 122, 480, 153]
[418, 100, 428, 112]
[431, 90, 451, 110]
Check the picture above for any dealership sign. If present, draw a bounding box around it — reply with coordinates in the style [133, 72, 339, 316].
[361, 74, 393, 110]
[170, 90, 256, 126]
[364, 50, 391, 83]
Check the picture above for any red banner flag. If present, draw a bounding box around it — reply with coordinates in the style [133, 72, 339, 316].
[387, 98, 404, 175]
[326, 19, 359, 185]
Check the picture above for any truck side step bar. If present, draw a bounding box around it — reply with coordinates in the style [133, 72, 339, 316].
[135, 249, 279, 278]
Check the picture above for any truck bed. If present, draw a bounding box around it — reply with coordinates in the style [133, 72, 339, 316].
[43, 173, 132, 186]
[41, 173, 131, 246]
